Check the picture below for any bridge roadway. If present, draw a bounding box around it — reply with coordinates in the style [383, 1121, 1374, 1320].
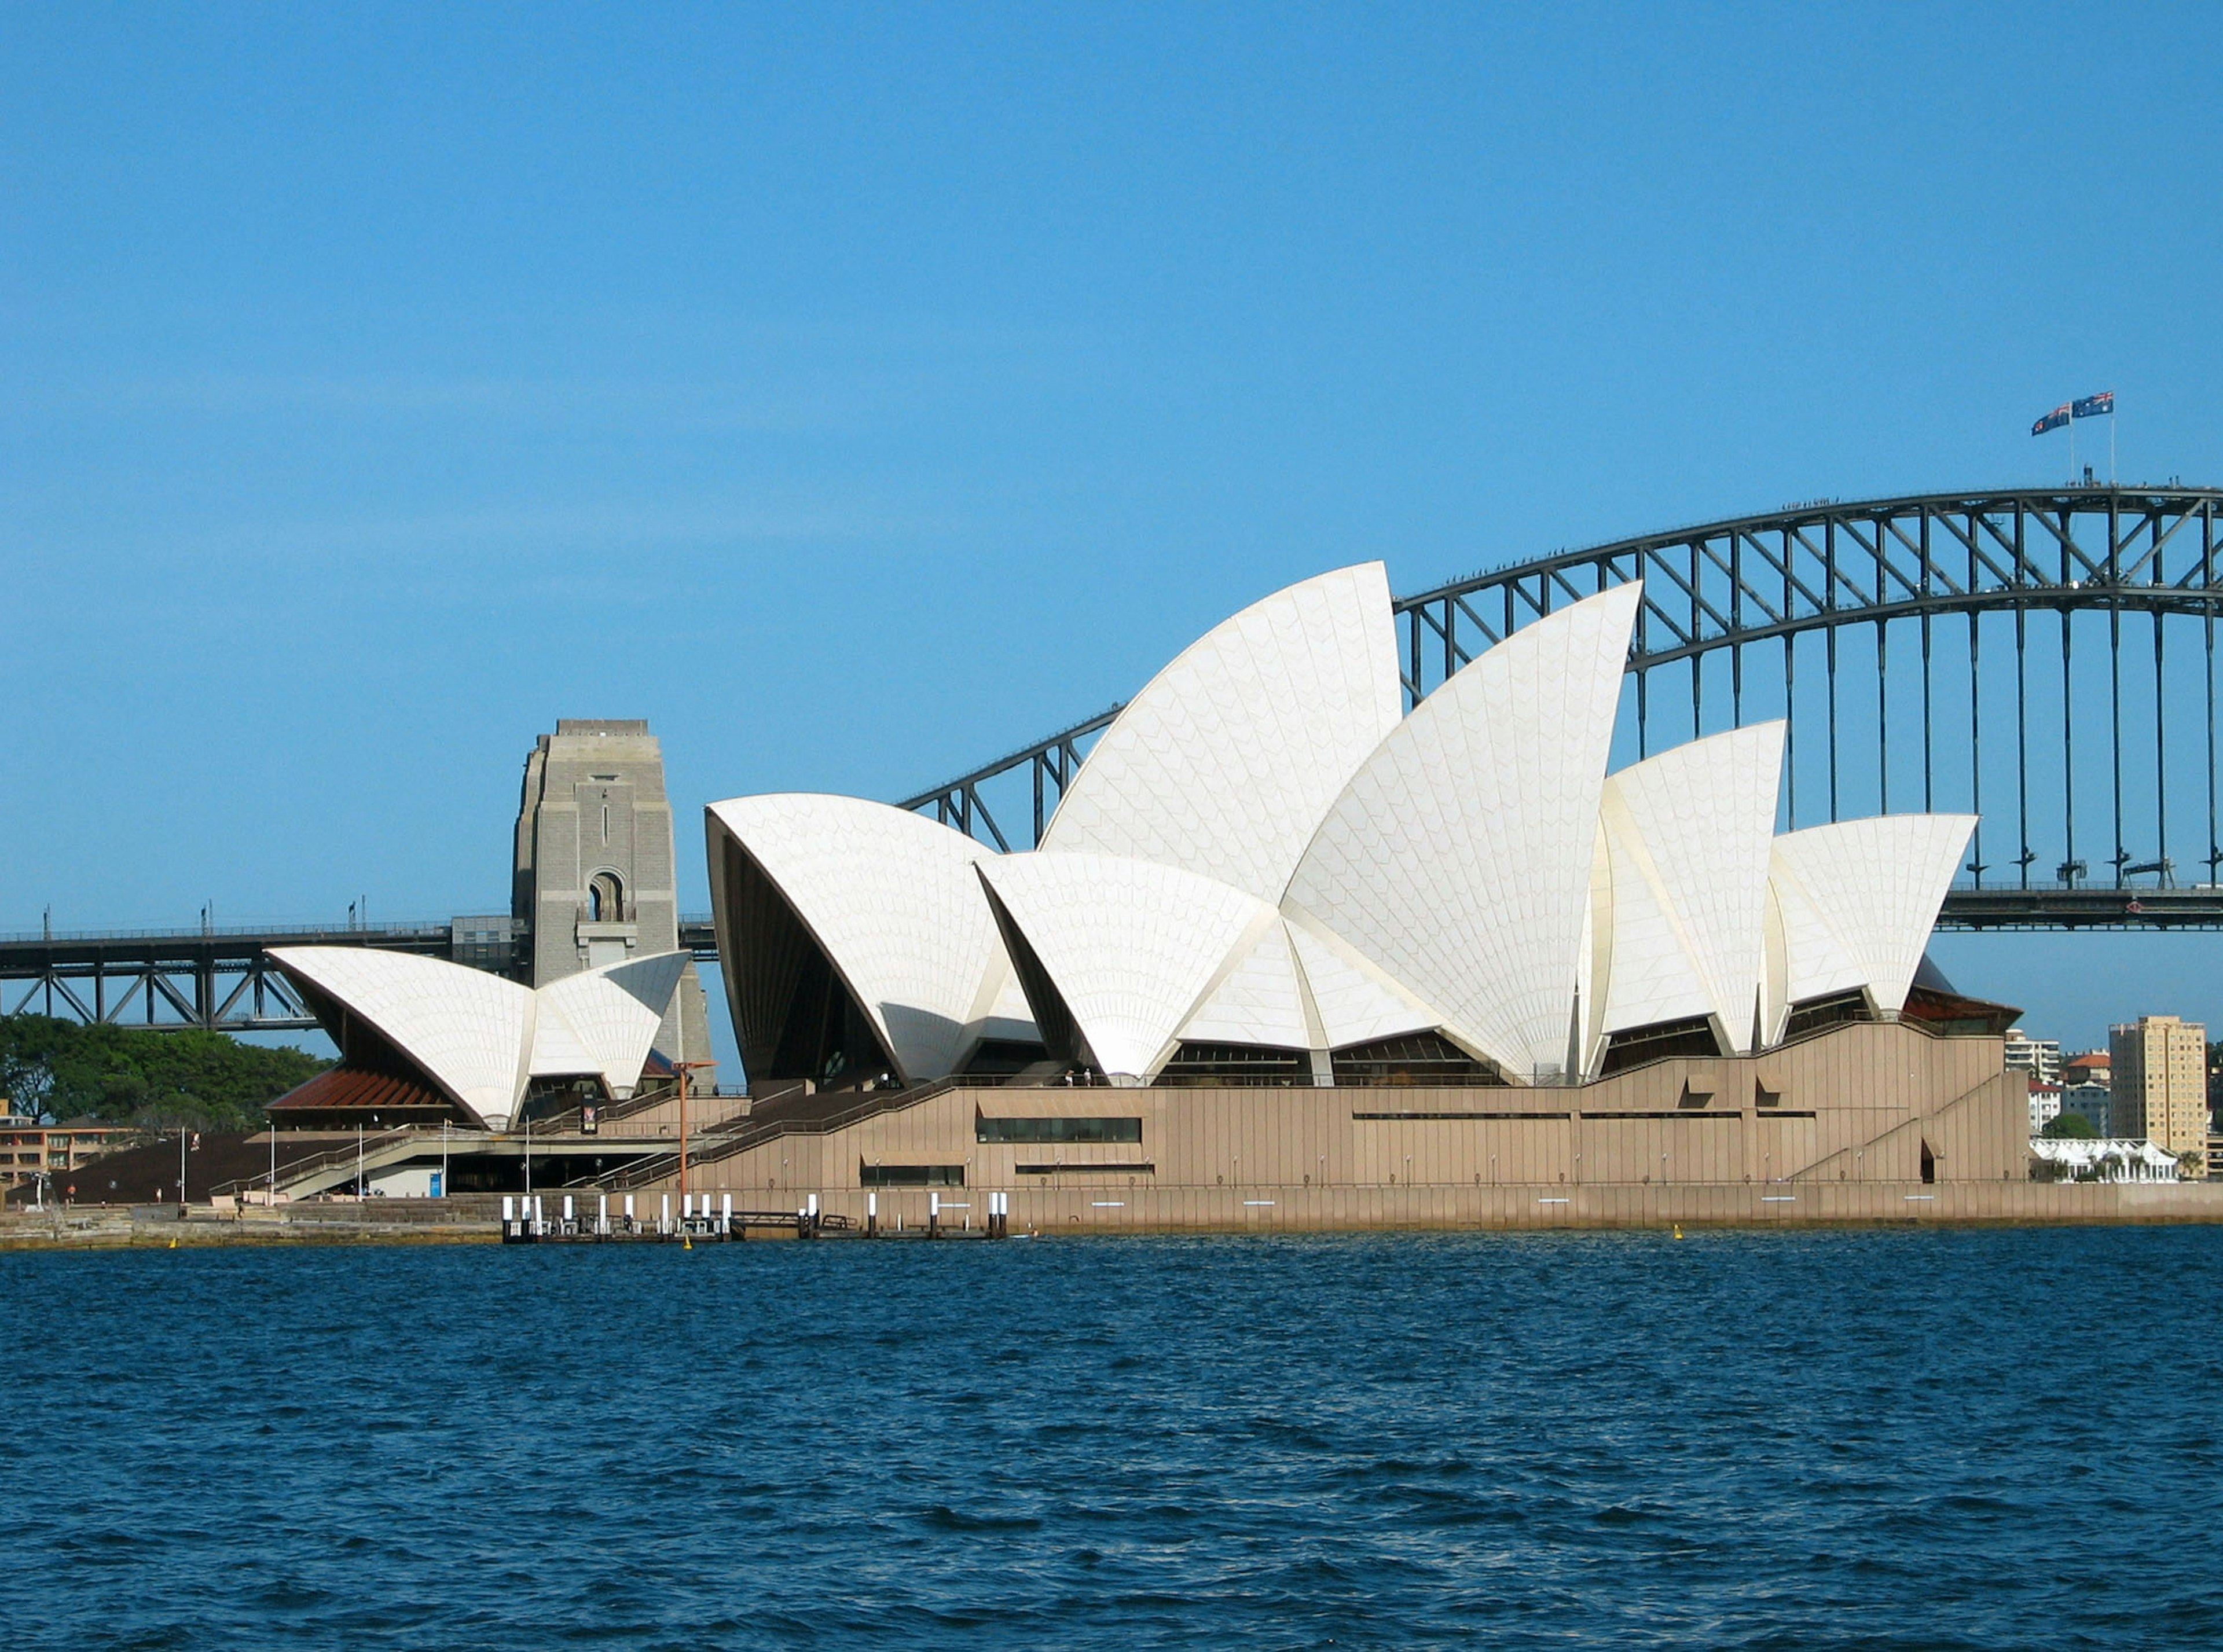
[0, 892, 2215, 1035]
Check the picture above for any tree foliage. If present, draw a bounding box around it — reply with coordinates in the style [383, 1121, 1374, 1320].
[0, 1016, 327, 1130]
[2042, 1110, 2100, 1140]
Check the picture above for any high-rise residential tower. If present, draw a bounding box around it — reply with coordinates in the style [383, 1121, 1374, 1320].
[513, 719, 713, 1077]
[2110, 1014, 2207, 1173]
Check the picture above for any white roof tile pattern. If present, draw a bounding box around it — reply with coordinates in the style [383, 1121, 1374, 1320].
[978, 852, 1272, 1082]
[268, 948, 535, 1130]
[1769, 814, 1976, 1015]
[533, 952, 691, 1098]
[1283, 920, 1440, 1048]
[1040, 563, 1403, 904]
[1282, 583, 1641, 1078]
[706, 794, 1020, 1084]
[1177, 919, 1313, 1049]
[1597, 724, 1784, 1051]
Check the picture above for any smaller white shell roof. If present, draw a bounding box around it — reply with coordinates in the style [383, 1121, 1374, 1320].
[1041, 563, 1403, 904]
[707, 794, 1017, 1084]
[1597, 724, 1784, 1049]
[978, 852, 1275, 1082]
[269, 947, 535, 1129]
[533, 952, 690, 1098]
[1283, 920, 1439, 1048]
[1177, 920, 1312, 1050]
[1770, 813, 1976, 1015]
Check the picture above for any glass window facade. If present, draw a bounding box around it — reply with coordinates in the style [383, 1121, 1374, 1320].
[975, 1116, 1143, 1144]
[859, 1163, 966, 1187]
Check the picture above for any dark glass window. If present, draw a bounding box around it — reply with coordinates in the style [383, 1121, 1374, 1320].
[860, 1163, 966, 1187]
[1332, 1033, 1506, 1087]
[975, 1117, 1142, 1144]
[1782, 990, 1874, 1042]
[1153, 1043, 1308, 1086]
[1597, 1016, 1725, 1077]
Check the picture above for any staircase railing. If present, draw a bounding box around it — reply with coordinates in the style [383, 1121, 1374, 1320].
[210, 1125, 424, 1198]
[597, 1078, 966, 1191]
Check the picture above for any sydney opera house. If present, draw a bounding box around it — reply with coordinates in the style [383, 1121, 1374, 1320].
[257, 564, 2026, 1224]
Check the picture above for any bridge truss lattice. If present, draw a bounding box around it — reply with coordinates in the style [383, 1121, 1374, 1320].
[900, 486, 2223, 930]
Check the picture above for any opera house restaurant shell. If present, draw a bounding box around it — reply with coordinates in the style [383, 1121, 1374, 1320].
[702, 567, 2029, 1229]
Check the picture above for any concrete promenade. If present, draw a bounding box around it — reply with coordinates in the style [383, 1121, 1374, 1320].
[6, 1180, 2223, 1249]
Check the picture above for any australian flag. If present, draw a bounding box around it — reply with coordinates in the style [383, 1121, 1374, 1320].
[2072, 391, 2114, 419]
[2032, 403, 2071, 436]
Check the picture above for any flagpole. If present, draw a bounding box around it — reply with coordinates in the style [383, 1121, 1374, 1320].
[2070, 413, 2077, 483]
[2110, 406, 2117, 483]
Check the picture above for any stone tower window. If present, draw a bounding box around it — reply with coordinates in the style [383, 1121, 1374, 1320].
[588, 871, 625, 923]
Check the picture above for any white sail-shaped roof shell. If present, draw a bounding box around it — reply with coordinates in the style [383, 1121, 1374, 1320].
[978, 852, 1274, 1083]
[1176, 920, 1314, 1050]
[1768, 814, 1975, 1016]
[1283, 921, 1440, 1048]
[707, 794, 1019, 1084]
[1594, 724, 1784, 1053]
[532, 951, 691, 1099]
[268, 947, 535, 1130]
[1040, 563, 1403, 904]
[1282, 583, 1641, 1080]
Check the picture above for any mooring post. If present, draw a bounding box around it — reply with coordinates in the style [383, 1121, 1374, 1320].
[721, 1192, 733, 1238]
[929, 1190, 941, 1239]
[659, 1192, 670, 1235]
[867, 1191, 878, 1237]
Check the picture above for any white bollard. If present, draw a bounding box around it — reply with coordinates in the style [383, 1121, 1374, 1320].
[930, 1191, 941, 1226]
[624, 1194, 636, 1222]
[807, 1192, 819, 1218]
[502, 1195, 515, 1223]
[721, 1193, 732, 1226]
[660, 1193, 671, 1234]
[681, 1193, 692, 1220]
[597, 1194, 609, 1235]
[563, 1195, 574, 1225]
[867, 1191, 878, 1220]
[534, 1195, 545, 1232]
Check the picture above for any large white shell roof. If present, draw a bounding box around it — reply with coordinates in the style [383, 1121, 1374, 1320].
[1283, 583, 1641, 1078]
[1041, 563, 1403, 904]
[269, 947, 535, 1129]
[698, 564, 1989, 1089]
[706, 794, 1018, 1084]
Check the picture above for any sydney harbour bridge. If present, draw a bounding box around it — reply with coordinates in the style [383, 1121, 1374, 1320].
[8, 483, 2223, 1035]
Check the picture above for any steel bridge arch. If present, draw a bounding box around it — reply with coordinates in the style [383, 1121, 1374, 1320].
[901, 486, 2223, 926]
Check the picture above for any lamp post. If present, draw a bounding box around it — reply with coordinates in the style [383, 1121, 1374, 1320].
[673, 1061, 714, 1211]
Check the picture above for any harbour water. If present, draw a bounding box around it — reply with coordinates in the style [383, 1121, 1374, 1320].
[9, 1227, 2223, 1647]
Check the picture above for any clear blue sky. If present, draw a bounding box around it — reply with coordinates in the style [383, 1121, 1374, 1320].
[5, 3, 2221, 1063]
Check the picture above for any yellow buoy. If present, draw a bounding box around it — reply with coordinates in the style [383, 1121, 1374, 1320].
[1672, 1224, 1683, 1240]
[168, 1238, 179, 1249]
[683, 1236, 693, 1251]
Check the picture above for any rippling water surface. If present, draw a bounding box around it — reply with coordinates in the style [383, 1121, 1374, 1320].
[9, 1227, 2223, 1648]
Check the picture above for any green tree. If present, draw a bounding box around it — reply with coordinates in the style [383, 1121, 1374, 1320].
[0, 1016, 327, 1130]
[2043, 1110, 2100, 1140]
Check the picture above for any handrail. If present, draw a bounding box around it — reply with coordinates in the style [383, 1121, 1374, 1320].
[209, 1125, 424, 1197]
[598, 1077, 966, 1191]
